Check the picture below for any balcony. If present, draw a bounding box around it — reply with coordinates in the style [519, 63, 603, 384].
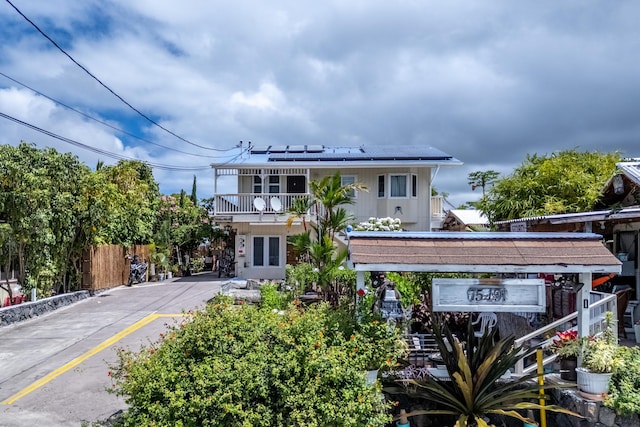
[214, 194, 446, 220]
[214, 193, 310, 216]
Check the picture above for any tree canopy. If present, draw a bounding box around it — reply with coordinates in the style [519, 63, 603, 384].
[477, 149, 621, 223]
[0, 143, 211, 296]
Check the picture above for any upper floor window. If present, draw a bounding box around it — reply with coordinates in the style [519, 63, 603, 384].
[412, 174, 417, 198]
[253, 176, 262, 193]
[390, 175, 407, 198]
[268, 176, 280, 194]
[253, 175, 280, 193]
[341, 175, 357, 198]
[377, 175, 385, 198]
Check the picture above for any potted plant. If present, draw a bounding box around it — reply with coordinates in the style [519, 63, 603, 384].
[385, 314, 581, 427]
[549, 329, 580, 381]
[576, 312, 622, 397]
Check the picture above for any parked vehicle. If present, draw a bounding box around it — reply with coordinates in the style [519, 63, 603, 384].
[128, 255, 147, 286]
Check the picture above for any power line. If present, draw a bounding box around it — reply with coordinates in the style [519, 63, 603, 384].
[4, 0, 222, 151]
[0, 71, 230, 158]
[0, 110, 214, 171]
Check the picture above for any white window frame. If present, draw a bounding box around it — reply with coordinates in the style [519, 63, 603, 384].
[389, 174, 409, 198]
[341, 175, 357, 198]
[252, 235, 281, 267]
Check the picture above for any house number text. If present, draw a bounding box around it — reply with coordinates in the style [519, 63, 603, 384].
[466, 287, 507, 303]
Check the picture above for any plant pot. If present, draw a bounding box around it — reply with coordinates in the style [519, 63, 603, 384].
[365, 369, 379, 386]
[576, 367, 613, 395]
[634, 324, 640, 344]
[167, 271, 173, 279]
[559, 357, 577, 381]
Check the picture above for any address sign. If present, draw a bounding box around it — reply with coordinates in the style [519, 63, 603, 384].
[432, 278, 545, 312]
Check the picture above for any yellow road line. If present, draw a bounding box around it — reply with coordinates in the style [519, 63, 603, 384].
[1, 313, 186, 405]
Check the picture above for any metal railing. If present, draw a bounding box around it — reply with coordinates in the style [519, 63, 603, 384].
[513, 291, 617, 376]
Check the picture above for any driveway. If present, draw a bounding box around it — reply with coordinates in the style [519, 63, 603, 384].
[0, 273, 224, 426]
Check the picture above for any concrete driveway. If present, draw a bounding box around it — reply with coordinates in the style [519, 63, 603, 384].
[0, 273, 224, 427]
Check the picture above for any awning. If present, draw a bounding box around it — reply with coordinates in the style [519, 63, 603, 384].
[346, 231, 622, 274]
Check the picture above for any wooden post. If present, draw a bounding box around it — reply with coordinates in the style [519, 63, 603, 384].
[578, 273, 592, 339]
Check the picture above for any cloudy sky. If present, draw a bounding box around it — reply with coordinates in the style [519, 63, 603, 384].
[1, 1, 639, 208]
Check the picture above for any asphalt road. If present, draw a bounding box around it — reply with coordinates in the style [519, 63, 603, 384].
[0, 273, 224, 427]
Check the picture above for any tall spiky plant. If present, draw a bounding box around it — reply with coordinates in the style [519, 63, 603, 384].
[387, 314, 581, 427]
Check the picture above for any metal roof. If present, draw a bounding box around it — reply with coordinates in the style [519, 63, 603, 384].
[494, 206, 640, 225]
[212, 144, 462, 168]
[618, 161, 640, 184]
[346, 231, 621, 274]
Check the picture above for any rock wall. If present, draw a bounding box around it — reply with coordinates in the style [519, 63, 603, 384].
[0, 291, 90, 327]
[549, 388, 640, 427]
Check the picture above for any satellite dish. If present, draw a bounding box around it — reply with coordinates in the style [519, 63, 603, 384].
[253, 197, 266, 211]
[270, 197, 282, 212]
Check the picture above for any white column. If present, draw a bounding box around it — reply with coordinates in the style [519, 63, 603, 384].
[577, 273, 592, 338]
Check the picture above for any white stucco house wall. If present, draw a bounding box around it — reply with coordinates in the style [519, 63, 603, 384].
[210, 143, 462, 280]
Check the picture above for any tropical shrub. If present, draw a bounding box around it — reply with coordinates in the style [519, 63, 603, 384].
[110, 298, 403, 426]
[386, 314, 580, 427]
[259, 282, 293, 310]
[604, 346, 640, 415]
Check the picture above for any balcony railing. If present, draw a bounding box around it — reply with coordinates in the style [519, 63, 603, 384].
[214, 193, 446, 220]
[214, 193, 310, 215]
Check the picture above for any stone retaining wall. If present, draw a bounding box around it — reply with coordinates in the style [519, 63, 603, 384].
[549, 388, 640, 427]
[0, 291, 90, 327]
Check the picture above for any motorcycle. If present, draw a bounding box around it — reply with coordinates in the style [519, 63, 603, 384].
[127, 257, 147, 286]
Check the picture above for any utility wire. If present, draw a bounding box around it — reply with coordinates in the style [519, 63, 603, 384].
[0, 110, 216, 171]
[5, 0, 222, 151]
[0, 71, 232, 158]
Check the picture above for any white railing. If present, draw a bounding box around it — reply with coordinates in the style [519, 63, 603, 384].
[215, 193, 446, 218]
[513, 291, 617, 376]
[214, 193, 311, 215]
[431, 196, 444, 218]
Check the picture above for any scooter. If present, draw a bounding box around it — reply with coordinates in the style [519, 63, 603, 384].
[127, 257, 147, 286]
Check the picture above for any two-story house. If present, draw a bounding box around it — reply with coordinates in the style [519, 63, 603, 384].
[211, 143, 462, 280]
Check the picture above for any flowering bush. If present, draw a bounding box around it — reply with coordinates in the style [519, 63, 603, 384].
[549, 329, 580, 359]
[109, 297, 400, 426]
[353, 217, 402, 232]
[351, 319, 407, 370]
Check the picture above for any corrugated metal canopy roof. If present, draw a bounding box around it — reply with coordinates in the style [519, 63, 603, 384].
[346, 231, 622, 274]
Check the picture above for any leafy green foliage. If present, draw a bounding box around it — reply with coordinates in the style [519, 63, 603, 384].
[110, 300, 402, 426]
[477, 149, 621, 222]
[259, 282, 293, 310]
[387, 314, 581, 426]
[605, 346, 640, 415]
[286, 172, 367, 304]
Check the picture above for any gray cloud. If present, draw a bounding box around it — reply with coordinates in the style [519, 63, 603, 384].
[1, 1, 639, 206]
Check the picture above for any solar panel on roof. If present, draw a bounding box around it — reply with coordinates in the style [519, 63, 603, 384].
[288, 145, 305, 152]
[251, 145, 271, 154]
[306, 145, 324, 152]
[269, 145, 287, 153]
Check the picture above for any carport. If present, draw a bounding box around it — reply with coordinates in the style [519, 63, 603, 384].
[346, 231, 622, 339]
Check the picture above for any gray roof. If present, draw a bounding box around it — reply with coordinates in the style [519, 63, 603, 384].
[618, 160, 640, 185]
[214, 144, 462, 168]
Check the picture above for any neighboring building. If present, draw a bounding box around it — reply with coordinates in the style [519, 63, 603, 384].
[440, 209, 489, 231]
[494, 160, 640, 324]
[210, 143, 462, 280]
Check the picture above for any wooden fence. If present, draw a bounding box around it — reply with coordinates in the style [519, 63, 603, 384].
[81, 244, 150, 291]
